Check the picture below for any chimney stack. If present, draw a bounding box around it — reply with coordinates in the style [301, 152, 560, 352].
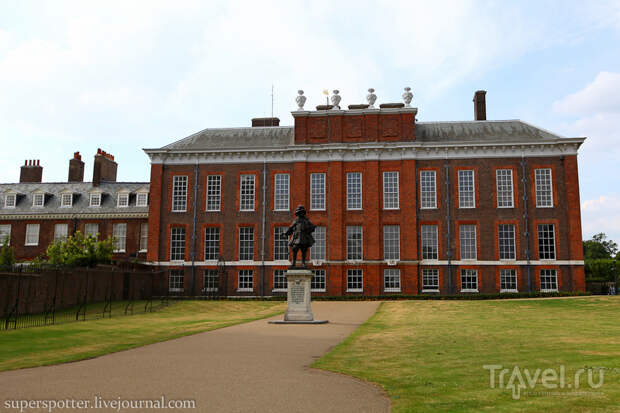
[473, 90, 487, 121]
[19, 159, 43, 183]
[251, 117, 280, 127]
[68, 151, 85, 182]
[92, 148, 117, 187]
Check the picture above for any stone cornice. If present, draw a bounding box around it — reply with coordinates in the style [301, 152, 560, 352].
[145, 138, 585, 165]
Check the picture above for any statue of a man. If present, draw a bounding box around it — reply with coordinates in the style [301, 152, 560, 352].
[282, 205, 315, 267]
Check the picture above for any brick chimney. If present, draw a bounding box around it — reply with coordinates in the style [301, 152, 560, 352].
[92, 148, 117, 187]
[473, 90, 487, 121]
[251, 117, 280, 127]
[20, 159, 43, 183]
[68, 152, 85, 182]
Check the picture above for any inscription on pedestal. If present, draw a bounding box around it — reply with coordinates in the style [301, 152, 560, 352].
[291, 283, 305, 304]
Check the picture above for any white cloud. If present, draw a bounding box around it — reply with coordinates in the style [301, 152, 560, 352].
[552, 72, 620, 116]
[581, 195, 620, 242]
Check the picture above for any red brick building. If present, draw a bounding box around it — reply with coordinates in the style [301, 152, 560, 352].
[0, 151, 149, 261]
[144, 90, 586, 296]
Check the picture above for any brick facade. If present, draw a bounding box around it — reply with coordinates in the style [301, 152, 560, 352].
[144, 105, 586, 296]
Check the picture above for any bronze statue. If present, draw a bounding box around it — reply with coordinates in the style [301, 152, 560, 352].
[282, 205, 315, 267]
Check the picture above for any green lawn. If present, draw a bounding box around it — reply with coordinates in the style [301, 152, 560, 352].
[0, 300, 285, 372]
[313, 297, 620, 413]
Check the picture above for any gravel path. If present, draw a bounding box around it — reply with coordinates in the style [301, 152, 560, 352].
[0, 301, 389, 413]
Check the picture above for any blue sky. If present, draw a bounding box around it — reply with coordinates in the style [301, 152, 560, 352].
[1, 0, 619, 242]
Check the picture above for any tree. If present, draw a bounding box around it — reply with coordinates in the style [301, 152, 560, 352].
[45, 231, 114, 267]
[583, 233, 618, 260]
[0, 237, 16, 266]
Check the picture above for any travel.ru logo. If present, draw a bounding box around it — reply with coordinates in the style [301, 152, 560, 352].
[483, 365, 605, 399]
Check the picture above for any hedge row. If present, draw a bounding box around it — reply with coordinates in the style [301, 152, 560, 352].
[161, 291, 591, 302]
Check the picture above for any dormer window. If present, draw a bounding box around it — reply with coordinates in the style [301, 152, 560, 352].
[32, 193, 44, 207]
[90, 193, 101, 207]
[136, 192, 148, 207]
[60, 193, 73, 207]
[4, 194, 16, 208]
[117, 193, 129, 208]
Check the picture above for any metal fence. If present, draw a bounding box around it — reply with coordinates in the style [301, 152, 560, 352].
[0, 265, 169, 331]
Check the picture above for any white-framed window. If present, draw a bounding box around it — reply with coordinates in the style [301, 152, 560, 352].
[0, 224, 11, 245]
[32, 193, 44, 207]
[172, 175, 188, 212]
[310, 173, 326, 210]
[461, 269, 478, 292]
[498, 224, 516, 260]
[346, 172, 362, 210]
[240, 174, 255, 211]
[239, 227, 254, 261]
[496, 169, 514, 208]
[310, 226, 326, 261]
[169, 227, 186, 261]
[347, 269, 363, 292]
[89, 193, 101, 207]
[168, 269, 184, 293]
[311, 269, 326, 292]
[384, 269, 401, 292]
[25, 224, 40, 246]
[273, 227, 289, 260]
[274, 173, 290, 211]
[60, 193, 73, 208]
[117, 193, 129, 208]
[273, 269, 287, 291]
[206, 175, 221, 211]
[238, 269, 254, 292]
[383, 171, 399, 210]
[139, 223, 148, 252]
[204, 227, 220, 260]
[113, 223, 127, 253]
[421, 225, 438, 260]
[346, 226, 363, 261]
[535, 168, 553, 208]
[53, 224, 68, 243]
[4, 194, 16, 208]
[420, 170, 437, 209]
[136, 192, 149, 207]
[383, 225, 400, 261]
[458, 170, 475, 208]
[203, 269, 219, 292]
[538, 224, 556, 260]
[85, 223, 99, 239]
[540, 269, 558, 292]
[459, 224, 477, 260]
[422, 269, 440, 292]
[500, 269, 518, 292]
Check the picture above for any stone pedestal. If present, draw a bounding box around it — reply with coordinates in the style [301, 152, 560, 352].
[269, 269, 328, 325]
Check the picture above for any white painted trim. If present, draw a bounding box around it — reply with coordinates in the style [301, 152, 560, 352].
[384, 288, 401, 293]
[0, 212, 148, 220]
[500, 289, 519, 293]
[146, 139, 584, 165]
[142, 259, 585, 267]
[461, 289, 479, 293]
[422, 289, 440, 293]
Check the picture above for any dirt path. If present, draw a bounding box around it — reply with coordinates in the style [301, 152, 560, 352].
[0, 301, 389, 413]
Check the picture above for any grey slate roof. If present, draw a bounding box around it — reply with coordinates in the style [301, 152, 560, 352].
[0, 182, 149, 217]
[414, 120, 565, 143]
[160, 126, 294, 150]
[148, 120, 573, 152]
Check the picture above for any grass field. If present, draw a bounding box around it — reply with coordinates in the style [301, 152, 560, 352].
[314, 297, 620, 413]
[0, 300, 285, 372]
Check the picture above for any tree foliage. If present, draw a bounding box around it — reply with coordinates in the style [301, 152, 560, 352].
[44, 231, 114, 267]
[583, 233, 618, 260]
[0, 237, 16, 266]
